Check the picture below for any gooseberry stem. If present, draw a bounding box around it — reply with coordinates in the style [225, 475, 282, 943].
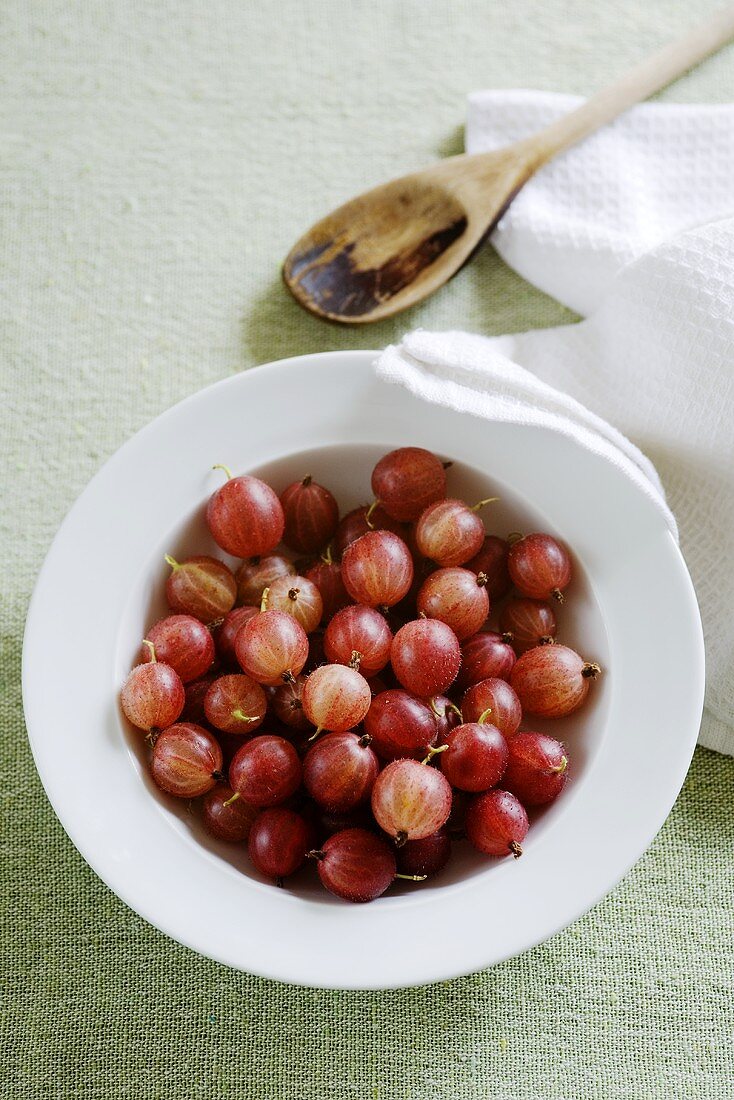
[164, 554, 180, 571]
[222, 792, 241, 807]
[394, 874, 428, 882]
[142, 639, 156, 662]
[421, 744, 448, 765]
[581, 663, 601, 679]
[307, 726, 324, 743]
[301, 475, 312, 487]
[509, 841, 523, 859]
[306, 849, 325, 862]
[260, 587, 270, 612]
[364, 499, 380, 528]
[429, 697, 461, 721]
[349, 650, 362, 671]
[231, 709, 261, 724]
[551, 756, 568, 775]
[477, 708, 493, 725]
[394, 830, 408, 848]
[470, 496, 499, 513]
[212, 463, 233, 480]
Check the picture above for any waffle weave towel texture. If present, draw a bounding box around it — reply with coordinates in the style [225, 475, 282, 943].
[2, 2, 733, 1097]
[376, 95, 734, 756]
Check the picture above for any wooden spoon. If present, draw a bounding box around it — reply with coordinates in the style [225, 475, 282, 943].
[283, 7, 734, 324]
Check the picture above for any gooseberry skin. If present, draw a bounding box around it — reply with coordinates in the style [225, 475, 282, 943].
[248, 808, 312, 880]
[316, 805, 375, 839]
[120, 661, 185, 731]
[235, 610, 309, 686]
[304, 559, 352, 622]
[446, 789, 470, 837]
[301, 664, 372, 733]
[415, 499, 486, 567]
[306, 631, 328, 671]
[265, 575, 324, 634]
[396, 828, 451, 878]
[507, 533, 572, 601]
[439, 722, 509, 793]
[180, 673, 216, 726]
[416, 567, 489, 641]
[461, 678, 522, 739]
[206, 473, 285, 558]
[371, 759, 452, 843]
[202, 783, 259, 842]
[165, 555, 237, 623]
[303, 732, 380, 812]
[391, 619, 461, 698]
[203, 674, 267, 735]
[323, 605, 393, 675]
[236, 555, 295, 607]
[271, 673, 312, 731]
[431, 694, 463, 743]
[371, 447, 447, 522]
[503, 732, 569, 806]
[510, 644, 600, 718]
[229, 735, 302, 807]
[213, 605, 259, 667]
[499, 597, 557, 655]
[363, 689, 438, 762]
[457, 631, 516, 689]
[465, 789, 529, 858]
[142, 615, 215, 683]
[280, 476, 340, 554]
[150, 723, 223, 799]
[467, 536, 512, 601]
[334, 505, 405, 558]
[341, 531, 414, 609]
[312, 828, 396, 903]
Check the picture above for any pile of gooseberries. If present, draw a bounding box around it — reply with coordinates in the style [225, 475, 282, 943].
[120, 447, 601, 903]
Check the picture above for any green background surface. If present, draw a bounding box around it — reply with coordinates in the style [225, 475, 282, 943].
[2, 2, 733, 1096]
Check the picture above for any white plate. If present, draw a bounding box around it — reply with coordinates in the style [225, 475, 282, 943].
[22, 351, 704, 989]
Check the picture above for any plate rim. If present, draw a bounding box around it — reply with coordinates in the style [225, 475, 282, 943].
[22, 349, 705, 989]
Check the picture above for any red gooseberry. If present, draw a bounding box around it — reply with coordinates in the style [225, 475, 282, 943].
[280, 476, 339, 554]
[510, 644, 600, 718]
[206, 469, 285, 558]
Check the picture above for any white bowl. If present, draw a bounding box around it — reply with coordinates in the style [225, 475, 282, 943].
[22, 350, 704, 989]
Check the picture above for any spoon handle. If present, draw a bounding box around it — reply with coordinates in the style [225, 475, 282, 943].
[528, 5, 734, 166]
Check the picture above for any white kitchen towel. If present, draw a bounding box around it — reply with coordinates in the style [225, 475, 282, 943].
[375, 92, 734, 756]
[467, 90, 734, 315]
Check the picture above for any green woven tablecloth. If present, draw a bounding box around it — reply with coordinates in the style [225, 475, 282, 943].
[3, 2, 733, 1096]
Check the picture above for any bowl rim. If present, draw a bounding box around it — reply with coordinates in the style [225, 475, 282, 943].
[22, 349, 705, 989]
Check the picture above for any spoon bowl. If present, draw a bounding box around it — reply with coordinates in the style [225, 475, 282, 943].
[282, 154, 530, 323]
